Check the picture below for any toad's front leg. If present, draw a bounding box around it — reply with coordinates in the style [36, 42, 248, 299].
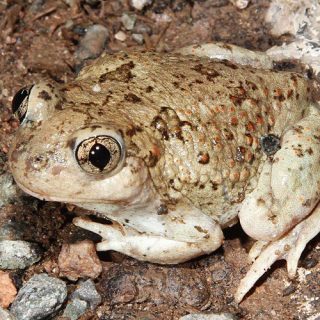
[74, 201, 223, 264]
[236, 105, 320, 302]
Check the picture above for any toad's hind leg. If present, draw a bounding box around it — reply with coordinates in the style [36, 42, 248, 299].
[73, 202, 223, 264]
[235, 203, 320, 303]
[236, 105, 320, 301]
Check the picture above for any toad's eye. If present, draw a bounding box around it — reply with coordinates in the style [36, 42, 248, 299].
[12, 86, 33, 123]
[75, 135, 123, 175]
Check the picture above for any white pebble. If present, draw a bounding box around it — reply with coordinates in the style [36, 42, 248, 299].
[92, 84, 101, 92]
[230, 0, 250, 9]
[131, 0, 152, 10]
[114, 31, 127, 42]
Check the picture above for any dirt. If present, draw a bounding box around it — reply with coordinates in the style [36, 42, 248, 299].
[0, 0, 319, 319]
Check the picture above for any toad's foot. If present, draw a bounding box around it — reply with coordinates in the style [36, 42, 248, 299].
[235, 203, 320, 303]
[73, 203, 223, 264]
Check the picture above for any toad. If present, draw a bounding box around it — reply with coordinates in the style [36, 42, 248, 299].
[8, 43, 320, 302]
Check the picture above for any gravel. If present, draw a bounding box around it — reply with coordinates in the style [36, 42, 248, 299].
[0, 240, 42, 269]
[180, 313, 238, 320]
[10, 273, 67, 320]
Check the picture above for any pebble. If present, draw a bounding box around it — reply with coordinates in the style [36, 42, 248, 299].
[132, 33, 144, 44]
[0, 240, 42, 270]
[0, 221, 30, 241]
[62, 298, 88, 320]
[62, 279, 101, 319]
[75, 24, 109, 62]
[131, 0, 153, 10]
[0, 271, 17, 308]
[180, 313, 238, 320]
[133, 22, 152, 35]
[114, 31, 127, 42]
[230, 0, 250, 9]
[121, 12, 136, 30]
[10, 273, 67, 320]
[0, 173, 20, 208]
[0, 307, 16, 320]
[71, 279, 101, 309]
[58, 240, 102, 281]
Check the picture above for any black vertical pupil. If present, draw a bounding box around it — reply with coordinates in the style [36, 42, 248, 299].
[12, 87, 30, 114]
[89, 143, 111, 171]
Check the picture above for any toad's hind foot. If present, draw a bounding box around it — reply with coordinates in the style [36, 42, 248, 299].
[235, 203, 320, 303]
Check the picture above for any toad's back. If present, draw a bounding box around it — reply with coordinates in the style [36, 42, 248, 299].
[65, 51, 317, 225]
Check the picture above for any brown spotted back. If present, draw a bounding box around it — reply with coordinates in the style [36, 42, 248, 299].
[72, 51, 316, 225]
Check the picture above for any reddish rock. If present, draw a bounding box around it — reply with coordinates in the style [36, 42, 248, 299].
[0, 270, 17, 308]
[58, 240, 102, 281]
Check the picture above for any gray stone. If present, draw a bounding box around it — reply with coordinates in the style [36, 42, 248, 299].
[133, 22, 152, 35]
[0, 307, 16, 320]
[62, 298, 87, 320]
[131, 0, 153, 10]
[121, 13, 136, 30]
[10, 273, 67, 320]
[0, 240, 42, 269]
[71, 279, 101, 309]
[0, 221, 30, 241]
[0, 173, 20, 208]
[75, 25, 109, 62]
[132, 33, 144, 44]
[180, 313, 238, 320]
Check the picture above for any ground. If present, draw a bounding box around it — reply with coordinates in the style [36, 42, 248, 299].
[0, 0, 319, 319]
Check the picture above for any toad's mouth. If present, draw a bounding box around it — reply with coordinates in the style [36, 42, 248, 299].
[14, 178, 131, 205]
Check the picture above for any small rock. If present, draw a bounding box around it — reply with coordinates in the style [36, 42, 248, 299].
[71, 279, 101, 309]
[132, 33, 144, 44]
[180, 313, 238, 320]
[0, 240, 42, 269]
[0, 221, 30, 241]
[0, 307, 16, 320]
[0, 173, 20, 208]
[230, 0, 250, 9]
[29, 0, 45, 12]
[131, 0, 153, 10]
[75, 25, 109, 62]
[62, 280, 101, 319]
[121, 12, 136, 30]
[10, 273, 67, 320]
[114, 31, 127, 42]
[62, 298, 87, 320]
[58, 240, 102, 281]
[133, 22, 152, 35]
[0, 271, 17, 308]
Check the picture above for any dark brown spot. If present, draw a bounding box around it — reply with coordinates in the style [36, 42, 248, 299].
[99, 61, 135, 83]
[38, 90, 52, 101]
[124, 93, 141, 103]
[173, 81, 179, 88]
[229, 95, 246, 106]
[302, 199, 312, 207]
[197, 152, 210, 164]
[67, 137, 77, 150]
[146, 86, 154, 93]
[191, 63, 220, 81]
[306, 147, 313, 155]
[223, 128, 234, 141]
[245, 80, 258, 90]
[221, 59, 238, 69]
[157, 204, 168, 215]
[151, 116, 169, 140]
[287, 89, 294, 98]
[210, 181, 218, 190]
[194, 225, 208, 234]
